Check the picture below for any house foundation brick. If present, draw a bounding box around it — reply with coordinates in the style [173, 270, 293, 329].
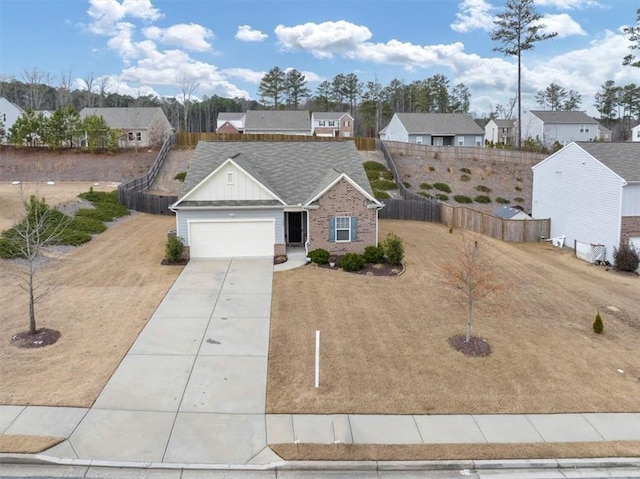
[621, 216, 640, 242]
[274, 243, 286, 256]
[309, 178, 378, 255]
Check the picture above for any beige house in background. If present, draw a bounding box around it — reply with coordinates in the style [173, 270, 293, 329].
[311, 112, 355, 137]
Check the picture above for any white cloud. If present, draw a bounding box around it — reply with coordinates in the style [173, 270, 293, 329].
[275, 21, 373, 59]
[451, 0, 496, 33]
[538, 13, 586, 38]
[222, 68, 265, 84]
[87, 0, 161, 35]
[235, 25, 268, 42]
[534, 0, 602, 10]
[143, 23, 213, 51]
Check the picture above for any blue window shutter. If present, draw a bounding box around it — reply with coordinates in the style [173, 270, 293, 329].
[351, 216, 358, 241]
[328, 217, 335, 242]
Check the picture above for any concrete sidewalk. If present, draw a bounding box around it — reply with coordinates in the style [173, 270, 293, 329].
[1, 255, 639, 467]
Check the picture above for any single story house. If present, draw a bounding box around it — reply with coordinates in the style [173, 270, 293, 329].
[531, 142, 640, 264]
[80, 107, 173, 147]
[379, 113, 485, 147]
[632, 124, 640, 142]
[484, 119, 516, 146]
[0, 97, 25, 143]
[597, 123, 612, 142]
[216, 112, 246, 133]
[170, 141, 384, 258]
[520, 110, 598, 148]
[243, 110, 312, 136]
[311, 112, 354, 137]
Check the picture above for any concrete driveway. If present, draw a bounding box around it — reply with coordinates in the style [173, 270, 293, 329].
[60, 257, 278, 464]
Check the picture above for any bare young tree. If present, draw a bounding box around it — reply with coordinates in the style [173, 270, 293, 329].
[439, 234, 503, 343]
[5, 187, 70, 346]
[97, 76, 110, 107]
[21, 67, 51, 110]
[83, 72, 96, 108]
[56, 69, 74, 108]
[176, 74, 200, 132]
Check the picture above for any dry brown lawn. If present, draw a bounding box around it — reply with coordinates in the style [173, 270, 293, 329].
[0, 181, 118, 232]
[0, 213, 182, 406]
[267, 220, 640, 415]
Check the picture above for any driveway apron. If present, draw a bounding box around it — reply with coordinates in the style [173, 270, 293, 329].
[67, 257, 277, 464]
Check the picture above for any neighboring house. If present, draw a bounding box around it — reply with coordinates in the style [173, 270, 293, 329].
[493, 205, 531, 220]
[311, 112, 354, 137]
[0, 97, 25, 143]
[484, 119, 516, 146]
[521, 110, 598, 147]
[216, 112, 246, 133]
[632, 124, 640, 142]
[379, 113, 485, 147]
[531, 142, 640, 264]
[597, 123, 612, 142]
[243, 110, 312, 135]
[80, 107, 173, 147]
[170, 141, 383, 259]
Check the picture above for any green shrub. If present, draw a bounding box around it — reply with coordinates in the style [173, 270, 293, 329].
[402, 181, 411, 188]
[436, 194, 449, 201]
[433, 182, 451, 193]
[308, 248, 330, 264]
[496, 197, 510, 204]
[383, 232, 404, 266]
[75, 203, 128, 222]
[514, 197, 524, 203]
[514, 185, 522, 192]
[428, 166, 436, 172]
[0, 236, 21, 259]
[474, 195, 491, 204]
[69, 216, 107, 234]
[419, 183, 432, 190]
[55, 229, 92, 246]
[460, 174, 470, 182]
[454, 195, 472, 204]
[460, 167, 471, 174]
[339, 253, 365, 272]
[363, 245, 385, 264]
[370, 179, 397, 191]
[363, 161, 386, 172]
[593, 311, 604, 334]
[380, 170, 394, 181]
[374, 190, 391, 200]
[475, 185, 492, 193]
[174, 172, 187, 182]
[613, 243, 640, 273]
[165, 235, 184, 263]
[418, 192, 433, 198]
[366, 169, 380, 181]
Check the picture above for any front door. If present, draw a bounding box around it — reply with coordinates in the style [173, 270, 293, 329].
[287, 212, 304, 244]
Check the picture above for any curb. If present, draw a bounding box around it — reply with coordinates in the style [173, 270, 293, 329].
[1, 453, 639, 472]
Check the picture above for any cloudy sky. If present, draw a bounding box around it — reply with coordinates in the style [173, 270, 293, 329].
[0, 0, 638, 116]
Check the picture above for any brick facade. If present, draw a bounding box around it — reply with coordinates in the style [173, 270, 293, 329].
[216, 122, 240, 134]
[309, 178, 378, 255]
[621, 216, 640, 242]
[274, 243, 286, 256]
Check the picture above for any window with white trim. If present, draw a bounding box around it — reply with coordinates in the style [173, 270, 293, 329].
[416, 136, 423, 144]
[226, 171, 234, 185]
[458, 137, 465, 146]
[335, 216, 351, 242]
[328, 120, 335, 127]
[580, 124, 590, 133]
[475, 136, 482, 146]
[637, 130, 640, 138]
[128, 132, 134, 141]
[319, 120, 326, 126]
[344, 120, 350, 127]
[136, 132, 142, 141]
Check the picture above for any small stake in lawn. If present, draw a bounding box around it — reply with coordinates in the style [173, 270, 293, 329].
[315, 330, 320, 388]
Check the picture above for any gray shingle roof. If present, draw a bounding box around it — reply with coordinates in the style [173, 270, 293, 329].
[179, 141, 374, 205]
[395, 113, 484, 135]
[217, 112, 245, 121]
[79, 107, 166, 129]
[312, 112, 352, 120]
[244, 110, 310, 131]
[493, 119, 516, 128]
[493, 205, 526, 219]
[528, 110, 597, 125]
[577, 142, 640, 182]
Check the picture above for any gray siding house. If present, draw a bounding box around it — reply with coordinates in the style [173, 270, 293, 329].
[170, 141, 383, 259]
[379, 113, 485, 147]
[521, 110, 598, 148]
[80, 107, 173, 147]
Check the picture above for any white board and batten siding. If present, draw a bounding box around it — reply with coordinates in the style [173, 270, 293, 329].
[532, 143, 625, 263]
[187, 164, 276, 203]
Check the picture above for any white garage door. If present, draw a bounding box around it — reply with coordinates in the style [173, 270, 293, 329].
[189, 219, 274, 258]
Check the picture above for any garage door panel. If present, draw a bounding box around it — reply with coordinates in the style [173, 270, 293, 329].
[189, 220, 274, 258]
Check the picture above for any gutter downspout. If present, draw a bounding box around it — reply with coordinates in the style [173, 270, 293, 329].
[303, 205, 310, 257]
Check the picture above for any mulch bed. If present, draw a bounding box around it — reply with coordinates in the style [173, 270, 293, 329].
[160, 258, 189, 265]
[448, 334, 492, 357]
[317, 261, 403, 277]
[11, 328, 61, 348]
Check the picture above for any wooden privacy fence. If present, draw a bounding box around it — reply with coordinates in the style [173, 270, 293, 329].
[118, 134, 178, 215]
[439, 203, 550, 242]
[175, 132, 376, 150]
[379, 199, 440, 222]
